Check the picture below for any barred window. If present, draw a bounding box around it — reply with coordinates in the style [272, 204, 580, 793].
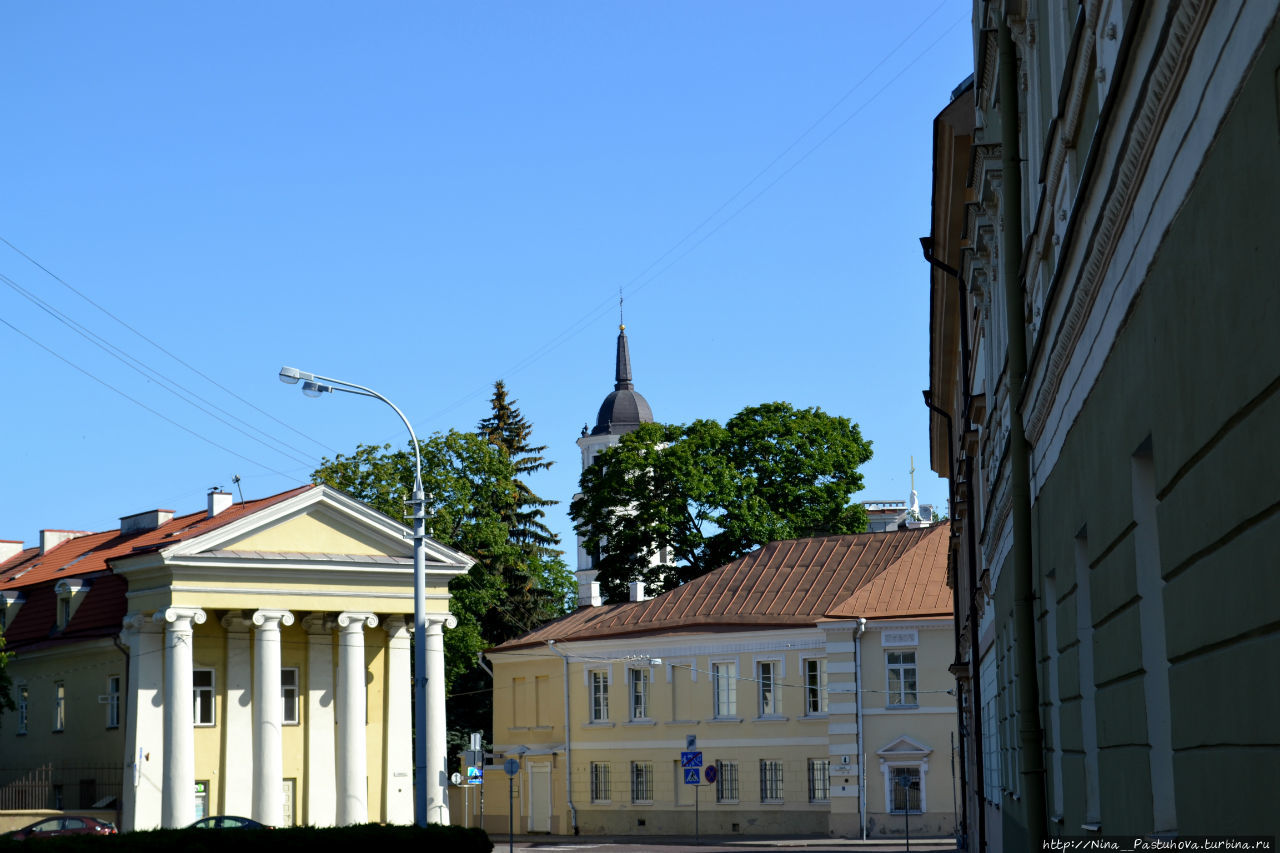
[807, 759, 831, 802]
[590, 762, 611, 802]
[891, 767, 922, 813]
[590, 670, 610, 722]
[715, 760, 739, 803]
[759, 759, 784, 802]
[630, 761, 653, 803]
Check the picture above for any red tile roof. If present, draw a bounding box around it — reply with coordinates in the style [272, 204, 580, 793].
[493, 524, 952, 651]
[0, 485, 314, 590]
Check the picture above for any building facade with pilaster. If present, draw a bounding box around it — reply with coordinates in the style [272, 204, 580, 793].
[0, 484, 470, 830]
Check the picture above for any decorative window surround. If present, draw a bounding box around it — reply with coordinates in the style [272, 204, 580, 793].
[877, 735, 932, 814]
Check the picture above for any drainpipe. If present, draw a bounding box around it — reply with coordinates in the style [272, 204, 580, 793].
[921, 239, 987, 851]
[476, 652, 494, 679]
[855, 617, 868, 840]
[998, 9, 1048, 847]
[545, 641, 579, 835]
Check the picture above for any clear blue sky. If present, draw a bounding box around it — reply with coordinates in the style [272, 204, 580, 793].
[1, 2, 970, 555]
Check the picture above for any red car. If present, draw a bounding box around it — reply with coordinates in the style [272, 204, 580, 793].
[7, 815, 118, 839]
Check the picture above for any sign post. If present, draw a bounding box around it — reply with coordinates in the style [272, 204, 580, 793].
[504, 758, 520, 853]
[681, 747, 705, 845]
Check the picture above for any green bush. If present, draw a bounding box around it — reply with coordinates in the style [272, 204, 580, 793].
[0, 823, 492, 853]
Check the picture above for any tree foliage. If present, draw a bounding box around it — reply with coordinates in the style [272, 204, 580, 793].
[571, 402, 873, 601]
[0, 631, 13, 718]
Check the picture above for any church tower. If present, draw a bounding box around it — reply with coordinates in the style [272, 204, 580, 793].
[574, 323, 654, 606]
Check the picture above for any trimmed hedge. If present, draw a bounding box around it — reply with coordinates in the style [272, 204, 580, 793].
[0, 823, 492, 853]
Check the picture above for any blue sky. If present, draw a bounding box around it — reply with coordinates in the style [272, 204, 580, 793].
[1, 2, 970, 556]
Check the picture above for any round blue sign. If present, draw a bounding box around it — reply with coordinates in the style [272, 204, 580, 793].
[503, 758, 520, 777]
[704, 764, 718, 784]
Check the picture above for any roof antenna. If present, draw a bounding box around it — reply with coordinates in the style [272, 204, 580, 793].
[231, 474, 244, 504]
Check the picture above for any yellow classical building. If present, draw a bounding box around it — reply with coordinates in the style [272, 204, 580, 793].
[478, 524, 958, 839]
[0, 484, 470, 830]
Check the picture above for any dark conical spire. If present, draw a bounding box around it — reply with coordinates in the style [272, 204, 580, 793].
[615, 324, 634, 390]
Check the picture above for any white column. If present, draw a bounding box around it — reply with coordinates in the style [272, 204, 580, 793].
[424, 613, 457, 824]
[120, 613, 165, 832]
[336, 611, 378, 826]
[252, 609, 294, 827]
[382, 617, 413, 824]
[156, 606, 206, 829]
[221, 612, 254, 818]
[303, 613, 336, 827]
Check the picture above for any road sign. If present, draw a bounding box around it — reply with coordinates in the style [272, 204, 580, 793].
[503, 758, 520, 777]
[680, 751, 703, 768]
[684, 768, 701, 785]
[704, 764, 718, 784]
[467, 766, 483, 784]
[450, 772, 463, 785]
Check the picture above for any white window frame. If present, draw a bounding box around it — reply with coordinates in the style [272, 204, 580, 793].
[193, 668, 215, 726]
[106, 675, 121, 729]
[281, 667, 299, 725]
[759, 759, 784, 803]
[590, 761, 611, 803]
[757, 660, 780, 717]
[886, 650, 918, 707]
[803, 658, 828, 715]
[53, 682, 65, 732]
[589, 670, 610, 722]
[711, 660, 737, 718]
[630, 761, 653, 803]
[808, 758, 831, 803]
[628, 668, 650, 720]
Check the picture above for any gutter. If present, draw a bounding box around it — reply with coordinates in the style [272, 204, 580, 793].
[855, 617, 868, 841]
[545, 641, 579, 835]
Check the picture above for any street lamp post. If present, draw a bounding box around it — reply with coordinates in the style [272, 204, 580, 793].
[279, 366, 442, 826]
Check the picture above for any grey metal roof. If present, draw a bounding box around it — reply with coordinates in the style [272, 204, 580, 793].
[591, 325, 654, 435]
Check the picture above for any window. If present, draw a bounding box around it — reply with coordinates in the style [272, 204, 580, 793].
[629, 668, 649, 720]
[590, 762, 611, 802]
[590, 670, 609, 722]
[53, 682, 65, 731]
[194, 780, 209, 820]
[757, 661, 778, 716]
[886, 651, 918, 706]
[759, 759, 784, 802]
[804, 659, 828, 715]
[17, 686, 28, 734]
[808, 759, 831, 802]
[630, 761, 653, 803]
[193, 669, 215, 726]
[58, 597, 71, 629]
[890, 767, 922, 813]
[715, 760, 739, 803]
[106, 676, 120, 729]
[712, 661, 737, 717]
[282, 668, 299, 725]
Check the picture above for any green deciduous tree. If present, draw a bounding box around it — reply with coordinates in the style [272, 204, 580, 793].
[0, 631, 14, 719]
[571, 402, 873, 601]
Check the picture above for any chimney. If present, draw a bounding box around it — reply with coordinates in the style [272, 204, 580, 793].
[39, 530, 90, 555]
[120, 510, 175, 536]
[0, 540, 24, 563]
[208, 491, 234, 518]
[578, 580, 602, 608]
[629, 581, 647, 602]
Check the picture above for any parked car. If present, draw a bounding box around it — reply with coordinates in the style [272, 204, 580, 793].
[188, 815, 270, 829]
[7, 815, 118, 839]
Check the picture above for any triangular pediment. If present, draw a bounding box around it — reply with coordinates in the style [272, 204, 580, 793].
[876, 735, 932, 759]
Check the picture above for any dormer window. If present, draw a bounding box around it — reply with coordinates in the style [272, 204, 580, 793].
[54, 580, 88, 630]
[0, 591, 24, 630]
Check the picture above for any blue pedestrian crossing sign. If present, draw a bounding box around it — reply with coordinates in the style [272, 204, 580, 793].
[684, 768, 701, 784]
[680, 751, 703, 768]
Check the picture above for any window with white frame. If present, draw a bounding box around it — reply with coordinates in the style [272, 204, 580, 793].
[630, 761, 653, 803]
[106, 676, 120, 729]
[757, 661, 779, 717]
[629, 668, 649, 720]
[715, 760, 739, 803]
[193, 669, 215, 726]
[886, 651, 918, 706]
[807, 758, 830, 802]
[759, 759, 784, 802]
[590, 762, 611, 802]
[712, 661, 737, 717]
[17, 685, 28, 735]
[804, 658, 828, 714]
[890, 767, 922, 813]
[282, 668, 299, 725]
[590, 670, 609, 722]
[53, 682, 65, 731]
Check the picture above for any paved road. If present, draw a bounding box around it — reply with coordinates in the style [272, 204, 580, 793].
[492, 835, 960, 853]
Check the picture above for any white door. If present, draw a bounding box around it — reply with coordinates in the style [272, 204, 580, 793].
[527, 761, 552, 833]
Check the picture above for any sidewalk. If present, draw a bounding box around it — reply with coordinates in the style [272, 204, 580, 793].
[495, 832, 960, 851]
